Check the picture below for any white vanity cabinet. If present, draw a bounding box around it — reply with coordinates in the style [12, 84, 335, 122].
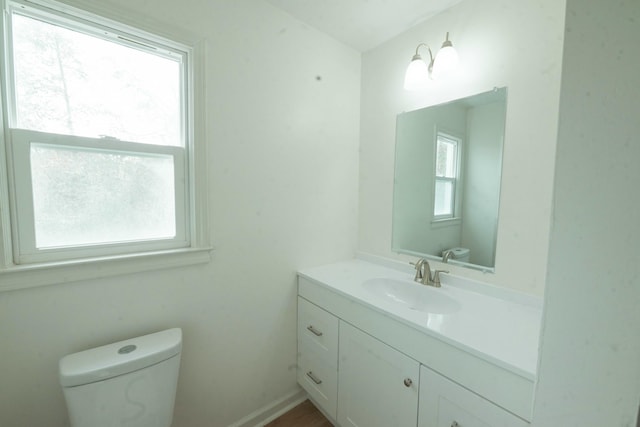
[338, 322, 419, 427]
[297, 262, 539, 427]
[297, 297, 339, 419]
[297, 289, 531, 427]
[418, 367, 529, 427]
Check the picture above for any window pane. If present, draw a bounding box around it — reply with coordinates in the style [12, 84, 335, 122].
[30, 144, 176, 248]
[434, 179, 453, 217]
[12, 13, 182, 146]
[435, 138, 457, 178]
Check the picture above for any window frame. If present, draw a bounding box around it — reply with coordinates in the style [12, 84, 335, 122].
[432, 130, 463, 223]
[0, 0, 210, 291]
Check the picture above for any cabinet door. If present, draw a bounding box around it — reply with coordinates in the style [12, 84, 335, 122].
[418, 366, 529, 427]
[338, 322, 420, 427]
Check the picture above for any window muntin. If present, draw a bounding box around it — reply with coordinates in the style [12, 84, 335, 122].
[433, 133, 461, 220]
[1, 0, 194, 265]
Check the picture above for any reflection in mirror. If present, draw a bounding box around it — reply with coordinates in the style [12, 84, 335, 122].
[392, 87, 507, 271]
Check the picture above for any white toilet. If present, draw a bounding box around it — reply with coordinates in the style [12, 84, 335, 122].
[443, 247, 470, 263]
[59, 328, 182, 427]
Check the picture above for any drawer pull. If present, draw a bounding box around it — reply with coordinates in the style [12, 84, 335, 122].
[306, 371, 322, 385]
[451, 422, 459, 427]
[306, 325, 323, 336]
[403, 378, 413, 387]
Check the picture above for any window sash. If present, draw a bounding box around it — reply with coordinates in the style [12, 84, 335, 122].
[4, 0, 188, 145]
[9, 128, 189, 264]
[434, 177, 456, 219]
[435, 136, 459, 178]
[433, 132, 461, 220]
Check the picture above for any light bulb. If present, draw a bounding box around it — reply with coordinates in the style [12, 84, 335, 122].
[432, 41, 459, 80]
[404, 55, 430, 90]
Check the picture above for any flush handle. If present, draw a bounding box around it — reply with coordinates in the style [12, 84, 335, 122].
[307, 325, 323, 336]
[118, 344, 137, 354]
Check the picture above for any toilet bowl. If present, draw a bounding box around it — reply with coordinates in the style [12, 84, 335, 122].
[59, 328, 182, 427]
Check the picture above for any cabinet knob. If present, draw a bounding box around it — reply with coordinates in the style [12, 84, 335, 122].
[403, 378, 413, 387]
[451, 422, 459, 427]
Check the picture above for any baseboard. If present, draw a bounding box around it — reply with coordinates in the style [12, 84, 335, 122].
[226, 388, 307, 427]
[307, 396, 337, 426]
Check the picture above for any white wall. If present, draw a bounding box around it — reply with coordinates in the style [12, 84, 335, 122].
[533, 0, 640, 424]
[0, 1, 361, 426]
[392, 103, 466, 256]
[461, 100, 505, 267]
[359, 0, 566, 295]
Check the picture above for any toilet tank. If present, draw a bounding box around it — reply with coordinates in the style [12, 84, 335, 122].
[59, 328, 182, 427]
[444, 247, 470, 262]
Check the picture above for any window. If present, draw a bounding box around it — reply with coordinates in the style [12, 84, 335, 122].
[433, 132, 461, 220]
[0, 0, 208, 284]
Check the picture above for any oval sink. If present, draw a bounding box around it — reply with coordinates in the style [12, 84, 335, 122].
[362, 278, 461, 315]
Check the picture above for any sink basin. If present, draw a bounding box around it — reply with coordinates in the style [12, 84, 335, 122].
[362, 278, 461, 314]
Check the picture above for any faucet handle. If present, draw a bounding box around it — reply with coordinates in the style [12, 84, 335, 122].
[432, 270, 449, 287]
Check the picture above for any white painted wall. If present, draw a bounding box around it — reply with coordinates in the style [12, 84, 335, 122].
[461, 100, 505, 267]
[533, 0, 640, 425]
[0, 1, 361, 426]
[392, 103, 466, 256]
[359, 0, 566, 295]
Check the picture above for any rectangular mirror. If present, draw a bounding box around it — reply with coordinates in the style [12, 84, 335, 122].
[392, 87, 507, 271]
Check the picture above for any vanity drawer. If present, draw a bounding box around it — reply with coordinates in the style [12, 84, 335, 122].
[297, 297, 339, 365]
[297, 346, 338, 420]
[419, 366, 529, 427]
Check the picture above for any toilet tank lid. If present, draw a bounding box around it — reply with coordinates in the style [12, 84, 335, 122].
[59, 328, 182, 387]
[447, 247, 469, 256]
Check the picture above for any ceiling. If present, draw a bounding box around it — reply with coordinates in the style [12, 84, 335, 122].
[264, 0, 463, 52]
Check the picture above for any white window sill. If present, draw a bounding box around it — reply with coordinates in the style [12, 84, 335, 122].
[0, 247, 213, 292]
[430, 217, 462, 228]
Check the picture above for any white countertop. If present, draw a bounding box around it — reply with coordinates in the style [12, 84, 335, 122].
[298, 258, 542, 380]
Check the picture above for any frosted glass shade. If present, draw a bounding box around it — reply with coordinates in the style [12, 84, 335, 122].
[403, 57, 430, 90]
[431, 45, 459, 80]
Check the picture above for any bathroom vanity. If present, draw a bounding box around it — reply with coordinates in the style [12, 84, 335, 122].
[296, 257, 541, 427]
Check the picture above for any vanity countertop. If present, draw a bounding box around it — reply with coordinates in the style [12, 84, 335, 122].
[298, 258, 542, 380]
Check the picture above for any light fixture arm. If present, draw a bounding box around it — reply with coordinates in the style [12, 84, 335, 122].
[441, 32, 453, 48]
[411, 43, 435, 76]
[413, 43, 434, 64]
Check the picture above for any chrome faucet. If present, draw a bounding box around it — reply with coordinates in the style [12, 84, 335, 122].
[412, 258, 431, 284]
[411, 258, 424, 282]
[412, 258, 449, 287]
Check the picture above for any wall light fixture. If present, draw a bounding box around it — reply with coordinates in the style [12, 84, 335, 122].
[404, 32, 459, 90]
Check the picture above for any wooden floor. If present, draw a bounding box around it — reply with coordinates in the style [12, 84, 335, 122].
[265, 400, 333, 427]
